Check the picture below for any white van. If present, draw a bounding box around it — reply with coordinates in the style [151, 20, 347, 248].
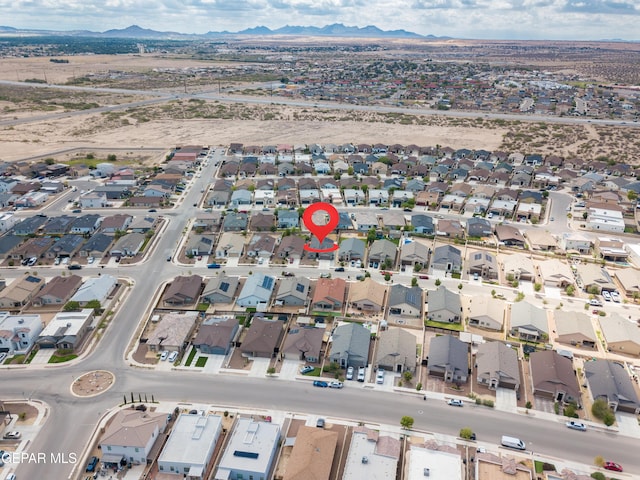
[501, 435, 526, 450]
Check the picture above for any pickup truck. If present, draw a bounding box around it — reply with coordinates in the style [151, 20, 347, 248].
[207, 263, 221, 269]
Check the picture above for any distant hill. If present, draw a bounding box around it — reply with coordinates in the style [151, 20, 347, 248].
[0, 23, 437, 40]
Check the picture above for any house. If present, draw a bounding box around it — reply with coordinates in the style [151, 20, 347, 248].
[537, 259, 573, 288]
[0, 275, 44, 309]
[202, 275, 239, 304]
[311, 278, 346, 312]
[348, 278, 387, 313]
[192, 316, 239, 355]
[158, 414, 222, 479]
[468, 297, 505, 331]
[36, 309, 94, 350]
[275, 277, 310, 306]
[45, 234, 84, 260]
[0, 312, 43, 355]
[214, 419, 280, 480]
[410, 214, 434, 235]
[600, 313, 640, 357]
[281, 327, 324, 363]
[282, 426, 338, 480]
[275, 235, 305, 260]
[338, 238, 366, 262]
[129, 216, 159, 234]
[236, 273, 275, 308]
[162, 275, 203, 306]
[240, 317, 284, 358]
[31, 275, 82, 307]
[230, 189, 252, 207]
[466, 217, 492, 238]
[277, 210, 299, 229]
[146, 311, 198, 353]
[586, 207, 625, 233]
[185, 235, 216, 257]
[10, 215, 47, 235]
[0, 234, 23, 259]
[400, 241, 429, 268]
[614, 268, 640, 297]
[375, 327, 417, 373]
[431, 245, 462, 273]
[510, 302, 548, 341]
[247, 234, 277, 258]
[560, 232, 592, 254]
[574, 263, 616, 294]
[342, 427, 400, 480]
[584, 360, 640, 413]
[0, 213, 19, 233]
[525, 230, 557, 251]
[467, 250, 498, 279]
[79, 191, 108, 209]
[530, 350, 581, 406]
[110, 232, 145, 257]
[250, 213, 275, 231]
[100, 410, 168, 466]
[222, 212, 248, 232]
[11, 237, 54, 261]
[78, 233, 113, 258]
[426, 286, 462, 323]
[554, 310, 596, 349]
[70, 275, 117, 307]
[502, 253, 535, 282]
[427, 334, 468, 383]
[193, 213, 222, 232]
[215, 232, 245, 258]
[100, 214, 132, 233]
[368, 239, 397, 268]
[387, 285, 422, 318]
[329, 322, 370, 368]
[475, 341, 521, 390]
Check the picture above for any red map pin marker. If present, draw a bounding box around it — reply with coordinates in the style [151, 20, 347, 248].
[303, 202, 340, 253]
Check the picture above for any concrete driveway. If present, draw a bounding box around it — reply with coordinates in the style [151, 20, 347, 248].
[279, 359, 302, 380]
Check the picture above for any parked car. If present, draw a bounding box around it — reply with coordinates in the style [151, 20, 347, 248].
[376, 371, 385, 384]
[329, 381, 344, 389]
[320, 273, 331, 278]
[148, 209, 157, 212]
[346, 366, 354, 380]
[566, 421, 587, 431]
[588, 299, 603, 307]
[27, 257, 38, 266]
[334, 267, 345, 272]
[300, 366, 314, 375]
[207, 263, 221, 269]
[419, 275, 429, 279]
[72, 209, 82, 213]
[0, 449, 4, 466]
[68, 263, 82, 270]
[0, 352, 6, 363]
[313, 380, 328, 388]
[316, 418, 325, 428]
[85, 456, 99, 472]
[610, 291, 621, 303]
[447, 399, 464, 407]
[87, 256, 94, 264]
[168, 351, 178, 363]
[3, 431, 21, 439]
[357, 366, 366, 382]
[54, 257, 61, 265]
[160, 351, 169, 361]
[603, 462, 623, 472]
[602, 290, 612, 301]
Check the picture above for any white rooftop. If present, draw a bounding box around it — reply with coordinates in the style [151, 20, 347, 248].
[39, 309, 93, 337]
[158, 414, 221, 468]
[343, 429, 399, 480]
[407, 446, 462, 480]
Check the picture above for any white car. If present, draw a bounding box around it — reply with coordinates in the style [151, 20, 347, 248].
[346, 366, 354, 380]
[329, 381, 344, 389]
[376, 371, 385, 384]
[566, 420, 587, 431]
[160, 351, 169, 361]
[357, 367, 366, 382]
[87, 256, 94, 264]
[447, 399, 464, 407]
[168, 351, 178, 362]
[610, 291, 621, 303]
[602, 291, 612, 301]
[54, 257, 61, 265]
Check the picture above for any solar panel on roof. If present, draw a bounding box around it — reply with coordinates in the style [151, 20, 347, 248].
[220, 282, 229, 292]
[233, 450, 259, 459]
[262, 276, 274, 290]
[295, 283, 305, 293]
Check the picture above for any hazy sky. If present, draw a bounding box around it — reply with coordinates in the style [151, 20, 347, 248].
[2, 0, 639, 40]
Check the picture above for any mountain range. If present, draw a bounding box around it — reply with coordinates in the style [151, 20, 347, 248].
[0, 23, 436, 39]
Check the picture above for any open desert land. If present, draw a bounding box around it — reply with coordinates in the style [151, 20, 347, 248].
[1, 48, 640, 164]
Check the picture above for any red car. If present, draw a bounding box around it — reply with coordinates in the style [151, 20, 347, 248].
[419, 275, 429, 280]
[603, 462, 623, 472]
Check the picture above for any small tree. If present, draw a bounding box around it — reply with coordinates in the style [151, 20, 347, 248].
[534, 283, 542, 292]
[459, 427, 474, 440]
[384, 273, 391, 282]
[593, 455, 605, 467]
[435, 278, 441, 286]
[457, 283, 463, 290]
[590, 472, 605, 480]
[565, 284, 576, 296]
[107, 154, 117, 162]
[400, 416, 414, 430]
[403, 371, 413, 383]
[413, 263, 421, 272]
[63, 301, 81, 312]
[416, 383, 422, 391]
[411, 277, 418, 287]
[266, 367, 276, 376]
